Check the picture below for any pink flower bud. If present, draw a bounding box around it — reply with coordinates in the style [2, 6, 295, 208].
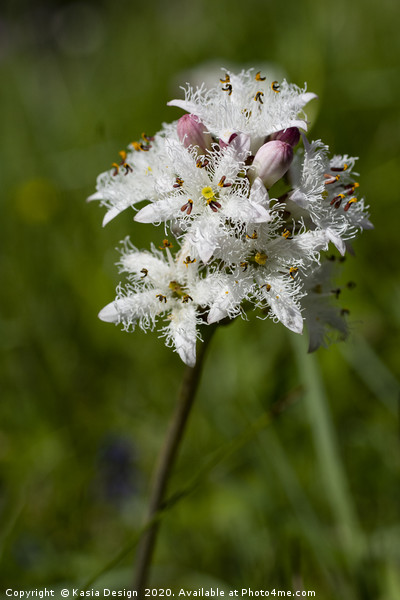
[251, 140, 293, 188]
[177, 114, 212, 152]
[269, 127, 300, 147]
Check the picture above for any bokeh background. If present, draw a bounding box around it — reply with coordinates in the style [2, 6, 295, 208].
[1, 0, 400, 597]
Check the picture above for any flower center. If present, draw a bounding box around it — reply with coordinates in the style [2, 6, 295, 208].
[201, 186, 214, 201]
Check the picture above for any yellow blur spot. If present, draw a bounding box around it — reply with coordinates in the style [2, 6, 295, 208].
[15, 179, 59, 223]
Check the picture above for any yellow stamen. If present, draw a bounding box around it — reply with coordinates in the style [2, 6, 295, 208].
[271, 81, 280, 93]
[255, 71, 266, 81]
[159, 239, 173, 249]
[183, 256, 196, 266]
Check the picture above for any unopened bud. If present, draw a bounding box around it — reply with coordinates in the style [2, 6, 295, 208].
[268, 127, 300, 147]
[177, 114, 212, 152]
[251, 141, 293, 188]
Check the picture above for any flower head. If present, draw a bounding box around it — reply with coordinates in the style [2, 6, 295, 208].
[91, 68, 371, 365]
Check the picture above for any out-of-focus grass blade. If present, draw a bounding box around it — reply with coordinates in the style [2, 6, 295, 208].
[255, 426, 335, 578]
[340, 336, 399, 414]
[78, 391, 299, 591]
[291, 334, 365, 564]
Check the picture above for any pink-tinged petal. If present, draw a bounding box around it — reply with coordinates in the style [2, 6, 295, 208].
[251, 141, 293, 189]
[177, 114, 212, 152]
[269, 127, 300, 147]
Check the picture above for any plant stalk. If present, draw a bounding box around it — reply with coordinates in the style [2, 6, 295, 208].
[133, 325, 217, 596]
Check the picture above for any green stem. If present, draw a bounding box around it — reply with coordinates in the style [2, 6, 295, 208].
[133, 324, 217, 596]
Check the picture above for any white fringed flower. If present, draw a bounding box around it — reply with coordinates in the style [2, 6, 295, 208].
[92, 68, 371, 365]
[168, 69, 317, 151]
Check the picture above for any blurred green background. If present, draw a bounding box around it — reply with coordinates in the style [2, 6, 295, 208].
[1, 0, 400, 597]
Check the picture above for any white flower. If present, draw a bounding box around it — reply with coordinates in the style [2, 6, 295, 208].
[92, 68, 371, 364]
[288, 136, 372, 254]
[300, 261, 349, 352]
[87, 123, 178, 226]
[98, 241, 217, 366]
[135, 141, 271, 262]
[168, 68, 317, 152]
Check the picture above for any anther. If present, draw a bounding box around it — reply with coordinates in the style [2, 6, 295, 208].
[246, 231, 258, 239]
[330, 193, 346, 206]
[111, 162, 120, 176]
[271, 81, 280, 93]
[141, 132, 155, 143]
[182, 294, 193, 303]
[331, 163, 348, 172]
[261, 283, 271, 291]
[222, 84, 233, 95]
[254, 91, 264, 104]
[183, 256, 196, 266]
[282, 229, 291, 239]
[123, 163, 133, 175]
[218, 176, 232, 188]
[324, 174, 340, 185]
[208, 200, 221, 212]
[347, 281, 357, 289]
[180, 199, 193, 215]
[344, 182, 359, 195]
[140, 268, 148, 278]
[132, 141, 150, 152]
[341, 308, 350, 316]
[289, 267, 298, 279]
[173, 177, 184, 188]
[240, 261, 249, 272]
[255, 71, 266, 81]
[159, 239, 173, 249]
[331, 288, 341, 299]
[156, 294, 167, 303]
[196, 158, 209, 168]
[220, 74, 230, 83]
[344, 197, 358, 211]
[119, 150, 127, 162]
